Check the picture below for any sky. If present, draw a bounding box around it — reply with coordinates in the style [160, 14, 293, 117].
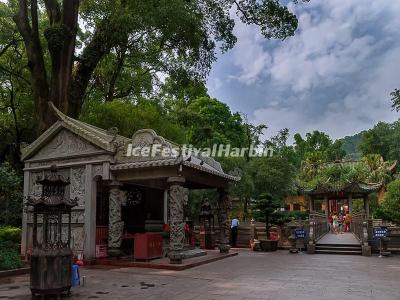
[207, 0, 400, 142]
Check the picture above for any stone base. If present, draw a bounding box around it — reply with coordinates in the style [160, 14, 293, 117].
[362, 245, 371, 257]
[168, 251, 183, 264]
[218, 244, 230, 254]
[108, 248, 122, 258]
[379, 250, 391, 257]
[180, 249, 207, 259]
[307, 244, 315, 254]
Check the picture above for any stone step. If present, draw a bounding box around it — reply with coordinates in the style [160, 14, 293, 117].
[315, 242, 362, 255]
[316, 245, 361, 252]
[316, 243, 361, 248]
[315, 249, 362, 255]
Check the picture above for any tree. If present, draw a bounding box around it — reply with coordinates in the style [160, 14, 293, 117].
[390, 88, 400, 112]
[375, 179, 400, 225]
[175, 96, 247, 148]
[0, 2, 36, 167]
[253, 192, 281, 233]
[80, 98, 187, 144]
[251, 155, 296, 199]
[359, 121, 400, 163]
[359, 122, 392, 160]
[7, 0, 305, 133]
[0, 162, 22, 227]
[294, 131, 346, 164]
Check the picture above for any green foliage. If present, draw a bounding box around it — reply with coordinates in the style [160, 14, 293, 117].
[375, 179, 400, 224]
[251, 155, 296, 199]
[390, 88, 400, 112]
[272, 211, 309, 225]
[253, 193, 281, 227]
[0, 226, 22, 271]
[0, 247, 21, 271]
[339, 132, 363, 160]
[174, 96, 246, 148]
[0, 162, 22, 227]
[0, 226, 21, 246]
[293, 131, 346, 166]
[80, 98, 187, 144]
[297, 154, 393, 191]
[359, 121, 400, 163]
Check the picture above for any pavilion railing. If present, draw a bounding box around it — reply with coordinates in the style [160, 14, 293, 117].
[351, 210, 367, 245]
[309, 211, 328, 243]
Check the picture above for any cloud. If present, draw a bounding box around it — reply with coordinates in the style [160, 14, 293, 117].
[207, 0, 400, 141]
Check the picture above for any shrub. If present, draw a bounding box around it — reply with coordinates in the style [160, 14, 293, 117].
[0, 247, 22, 271]
[273, 211, 309, 225]
[0, 226, 22, 270]
[0, 162, 23, 227]
[375, 179, 400, 224]
[0, 226, 21, 246]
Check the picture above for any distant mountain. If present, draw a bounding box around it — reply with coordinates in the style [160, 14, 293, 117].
[339, 132, 364, 160]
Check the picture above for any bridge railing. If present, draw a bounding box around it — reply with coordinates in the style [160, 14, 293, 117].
[309, 212, 328, 243]
[351, 210, 367, 245]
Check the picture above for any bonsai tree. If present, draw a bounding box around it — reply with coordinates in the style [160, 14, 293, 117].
[254, 193, 281, 238]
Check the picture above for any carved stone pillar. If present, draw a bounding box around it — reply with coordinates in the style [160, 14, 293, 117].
[217, 189, 231, 253]
[107, 181, 126, 257]
[167, 177, 188, 264]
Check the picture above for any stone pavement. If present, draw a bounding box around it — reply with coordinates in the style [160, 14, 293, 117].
[318, 232, 360, 244]
[1, 250, 400, 300]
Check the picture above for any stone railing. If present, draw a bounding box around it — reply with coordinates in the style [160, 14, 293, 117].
[309, 212, 328, 242]
[351, 210, 371, 255]
[307, 212, 328, 253]
[351, 210, 367, 243]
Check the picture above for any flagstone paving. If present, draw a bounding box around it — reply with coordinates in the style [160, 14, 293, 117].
[1, 250, 400, 300]
[318, 232, 360, 244]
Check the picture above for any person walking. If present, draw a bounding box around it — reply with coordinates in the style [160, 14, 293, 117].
[332, 213, 339, 234]
[328, 213, 333, 233]
[338, 213, 344, 234]
[231, 216, 240, 247]
[345, 212, 351, 232]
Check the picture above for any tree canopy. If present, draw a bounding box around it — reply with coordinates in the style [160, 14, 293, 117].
[1, 0, 306, 134]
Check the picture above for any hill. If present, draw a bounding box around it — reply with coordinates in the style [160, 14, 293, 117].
[339, 132, 364, 160]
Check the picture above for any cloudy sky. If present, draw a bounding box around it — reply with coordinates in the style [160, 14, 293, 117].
[207, 0, 400, 141]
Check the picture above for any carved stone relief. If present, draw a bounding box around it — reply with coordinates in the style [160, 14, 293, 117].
[70, 226, 85, 252]
[29, 171, 43, 197]
[70, 167, 86, 206]
[92, 164, 103, 178]
[108, 187, 127, 251]
[28, 154, 112, 168]
[33, 129, 99, 160]
[216, 190, 231, 252]
[168, 184, 188, 252]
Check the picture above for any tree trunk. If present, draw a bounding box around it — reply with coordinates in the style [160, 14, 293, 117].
[14, 1, 131, 131]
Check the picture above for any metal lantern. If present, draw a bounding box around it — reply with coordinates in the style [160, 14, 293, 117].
[27, 165, 78, 298]
[199, 201, 215, 249]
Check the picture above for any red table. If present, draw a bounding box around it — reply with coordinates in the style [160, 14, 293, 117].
[134, 233, 163, 260]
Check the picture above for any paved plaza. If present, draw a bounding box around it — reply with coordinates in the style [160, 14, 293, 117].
[1, 250, 400, 300]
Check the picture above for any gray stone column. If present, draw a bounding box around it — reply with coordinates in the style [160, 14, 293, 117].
[107, 181, 126, 257]
[167, 177, 187, 264]
[217, 188, 231, 253]
[84, 164, 96, 260]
